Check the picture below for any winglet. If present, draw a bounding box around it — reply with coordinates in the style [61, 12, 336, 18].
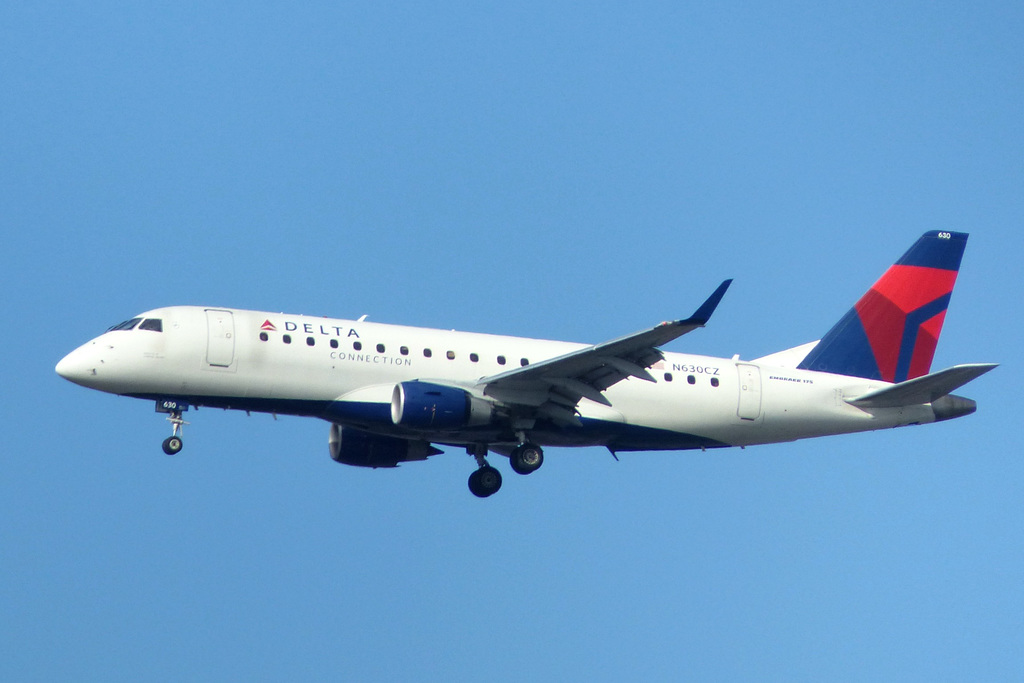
[688, 279, 733, 325]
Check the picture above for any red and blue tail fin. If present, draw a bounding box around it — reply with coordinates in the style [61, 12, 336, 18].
[797, 231, 968, 382]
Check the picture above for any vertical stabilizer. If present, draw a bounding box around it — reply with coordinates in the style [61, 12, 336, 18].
[797, 231, 968, 382]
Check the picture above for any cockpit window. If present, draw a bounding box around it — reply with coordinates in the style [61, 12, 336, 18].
[139, 318, 163, 332]
[108, 318, 142, 331]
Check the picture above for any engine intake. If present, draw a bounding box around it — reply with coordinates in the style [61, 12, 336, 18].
[328, 423, 441, 468]
[391, 381, 493, 429]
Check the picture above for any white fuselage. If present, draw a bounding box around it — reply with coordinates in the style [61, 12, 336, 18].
[56, 306, 938, 452]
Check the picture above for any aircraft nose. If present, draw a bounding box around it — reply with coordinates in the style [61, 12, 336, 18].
[56, 344, 99, 386]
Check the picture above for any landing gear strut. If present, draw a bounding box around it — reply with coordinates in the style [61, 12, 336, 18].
[467, 445, 502, 498]
[156, 400, 189, 455]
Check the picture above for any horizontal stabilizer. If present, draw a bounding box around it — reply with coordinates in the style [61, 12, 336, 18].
[846, 363, 997, 408]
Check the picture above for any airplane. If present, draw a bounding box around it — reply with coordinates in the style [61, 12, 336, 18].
[56, 231, 996, 497]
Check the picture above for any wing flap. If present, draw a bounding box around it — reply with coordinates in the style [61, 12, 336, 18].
[598, 355, 656, 382]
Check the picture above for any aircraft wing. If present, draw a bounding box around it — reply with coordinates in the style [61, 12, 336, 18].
[476, 280, 732, 424]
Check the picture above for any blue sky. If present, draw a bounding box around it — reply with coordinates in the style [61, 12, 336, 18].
[2, 2, 1021, 680]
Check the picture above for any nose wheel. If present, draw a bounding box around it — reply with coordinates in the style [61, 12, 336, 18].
[162, 435, 183, 455]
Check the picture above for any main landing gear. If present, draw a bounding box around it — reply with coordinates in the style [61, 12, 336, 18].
[467, 445, 502, 498]
[468, 464, 502, 498]
[156, 400, 189, 455]
[509, 443, 544, 475]
[467, 441, 545, 498]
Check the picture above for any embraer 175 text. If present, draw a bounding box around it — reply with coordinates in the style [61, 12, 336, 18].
[57, 232, 995, 497]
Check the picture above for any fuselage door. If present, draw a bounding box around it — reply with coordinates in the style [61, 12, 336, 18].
[205, 309, 235, 368]
[737, 363, 762, 420]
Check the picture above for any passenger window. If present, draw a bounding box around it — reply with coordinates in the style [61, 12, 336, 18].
[521, 358, 529, 366]
[400, 346, 409, 356]
[377, 344, 385, 353]
[664, 373, 673, 382]
[306, 337, 315, 346]
[446, 351, 456, 360]
[687, 375, 696, 385]
[283, 335, 292, 344]
[139, 319, 163, 332]
[259, 332, 269, 342]
[424, 348, 432, 358]
[711, 377, 720, 387]
[470, 353, 479, 363]
[497, 355, 506, 365]
[330, 339, 338, 349]
[353, 342, 362, 351]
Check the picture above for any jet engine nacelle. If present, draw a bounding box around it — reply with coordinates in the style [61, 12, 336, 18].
[328, 423, 441, 468]
[391, 381, 493, 429]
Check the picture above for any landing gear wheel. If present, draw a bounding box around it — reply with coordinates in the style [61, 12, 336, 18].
[468, 465, 502, 498]
[162, 436, 183, 455]
[510, 443, 544, 475]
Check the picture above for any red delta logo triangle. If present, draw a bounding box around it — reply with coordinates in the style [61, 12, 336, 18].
[261, 320, 277, 331]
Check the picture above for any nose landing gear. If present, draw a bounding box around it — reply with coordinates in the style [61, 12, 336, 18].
[156, 400, 189, 455]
